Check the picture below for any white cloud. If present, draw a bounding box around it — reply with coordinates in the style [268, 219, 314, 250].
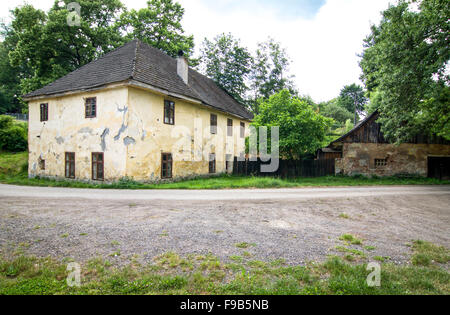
[1, 0, 392, 102]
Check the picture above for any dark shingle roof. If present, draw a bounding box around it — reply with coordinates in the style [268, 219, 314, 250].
[24, 40, 253, 120]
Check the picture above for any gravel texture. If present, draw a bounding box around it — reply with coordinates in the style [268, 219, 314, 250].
[1, 185, 449, 266]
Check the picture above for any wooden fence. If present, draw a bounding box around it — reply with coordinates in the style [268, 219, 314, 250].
[233, 157, 335, 178]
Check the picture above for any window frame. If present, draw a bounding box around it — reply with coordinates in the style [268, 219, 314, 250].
[240, 122, 245, 138]
[209, 153, 216, 174]
[227, 119, 233, 137]
[85, 97, 97, 119]
[65, 152, 75, 179]
[161, 153, 173, 179]
[210, 114, 217, 134]
[39, 158, 45, 171]
[40, 103, 48, 122]
[164, 100, 175, 125]
[91, 152, 104, 181]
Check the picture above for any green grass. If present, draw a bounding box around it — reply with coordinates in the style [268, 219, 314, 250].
[339, 234, 363, 245]
[1, 248, 449, 295]
[1, 152, 449, 189]
[411, 240, 450, 267]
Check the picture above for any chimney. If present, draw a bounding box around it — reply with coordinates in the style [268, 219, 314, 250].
[177, 50, 189, 85]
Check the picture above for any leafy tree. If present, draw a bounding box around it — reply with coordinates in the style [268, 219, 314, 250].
[5, 1, 124, 95]
[360, 0, 450, 141]
[253, 90, 333, 159]
[199, 33, 253, 104]
[0, 42, 22, 113]
[117, 0, 195, 60]
[249, 38, 296, 114]
[0, 115, 27, 152]
[337, 84, 368, 125]
[319, 99, 354, 125]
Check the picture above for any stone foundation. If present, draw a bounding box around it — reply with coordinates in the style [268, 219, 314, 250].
[335, 143, 450, 177]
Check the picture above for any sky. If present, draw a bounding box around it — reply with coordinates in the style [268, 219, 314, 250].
[0, 0, 393, 102]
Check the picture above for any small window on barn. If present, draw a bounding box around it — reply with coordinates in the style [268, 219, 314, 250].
[375, 159, 387, 167]
[164, 100, 175, 125]
[210, 114, 217, 134]
[227, 119, 233, 137]
[92, 152, 104, 181]
[40, 103, 48, 122]
[240, 122, 245, 138]
[65, 152, 75, 179]
[161, 153, 173, 179]
[209, 153, 216, 174]
[85, 97, 97, 118]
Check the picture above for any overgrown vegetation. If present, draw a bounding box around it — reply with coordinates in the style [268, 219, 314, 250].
[1, 240, 449, 295]
[0, 115, 27, 152]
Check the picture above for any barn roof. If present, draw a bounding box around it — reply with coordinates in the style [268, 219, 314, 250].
[330, 111, 379, 145]
[23, 39, 253, 120]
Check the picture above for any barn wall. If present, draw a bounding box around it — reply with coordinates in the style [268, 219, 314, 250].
[335, 143, 450, 177]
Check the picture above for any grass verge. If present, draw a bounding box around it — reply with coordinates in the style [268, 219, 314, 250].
[1, 244, 449, 295]
[1, 152, 449, 190]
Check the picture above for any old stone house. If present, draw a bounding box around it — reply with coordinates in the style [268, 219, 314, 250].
[318, 111, 450, 179]
[23, 40, 253, 182]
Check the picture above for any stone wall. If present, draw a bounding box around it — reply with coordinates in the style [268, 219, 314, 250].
[335, 143, 450, 177]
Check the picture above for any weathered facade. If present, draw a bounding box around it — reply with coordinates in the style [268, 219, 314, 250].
[24, 40, 252, 182]
[320, 111, 450, 178]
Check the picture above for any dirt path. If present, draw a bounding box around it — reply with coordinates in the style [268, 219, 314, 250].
[0, 185, 449, 265]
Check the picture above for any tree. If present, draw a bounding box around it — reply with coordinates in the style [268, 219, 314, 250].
[360, 0, 450, 141]
[319, 98, 354, 126]
[5, 1, 125, 95]
[0, 42, 22, 113]
[253, 90, 333, 159]
[337, 84, 368, 125]
[117, 0, 195, 60]
[249, 38, 296, 114]
[199, 33, 253, 104]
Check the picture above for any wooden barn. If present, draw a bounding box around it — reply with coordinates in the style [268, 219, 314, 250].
[318, 111, 450, 179]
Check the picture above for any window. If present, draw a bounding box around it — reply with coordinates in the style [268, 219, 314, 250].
[85, 97, 97, 118]
[375, 159, 387, 167]
[227, 119, 233, 137]
[209, 153, 216, 174]
[240, 122, 245, 138]
[92, 152, 104, 181]
[40, 103, 48, 122]
[161, 153, 173, 179]
[164, 100, 175, 125]
[210, 114, 217, 134]
[65, 152, 75, 179]
[38, 158, 45, 170]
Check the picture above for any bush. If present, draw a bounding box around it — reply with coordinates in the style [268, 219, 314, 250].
[0, 115, 28, 152]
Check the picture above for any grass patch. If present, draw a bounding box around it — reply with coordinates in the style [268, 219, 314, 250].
[339, 234, 363, 245]
[339, 213, 350, 219]
[1, 251, 448, 295]
[235, 242, 256, 249]
[411, 240, 450, 266]
[1, 152, 449, 190]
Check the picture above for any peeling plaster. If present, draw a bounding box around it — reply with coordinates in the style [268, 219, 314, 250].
[100, 128, 110, 151]
[55, 136, 65, 145]
[123, 136, 136, 146]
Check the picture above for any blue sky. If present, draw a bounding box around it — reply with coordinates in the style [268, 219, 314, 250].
[198, 0, 327, 19]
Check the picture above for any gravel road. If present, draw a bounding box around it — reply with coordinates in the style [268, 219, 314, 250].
[1, 184, 449, 265]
